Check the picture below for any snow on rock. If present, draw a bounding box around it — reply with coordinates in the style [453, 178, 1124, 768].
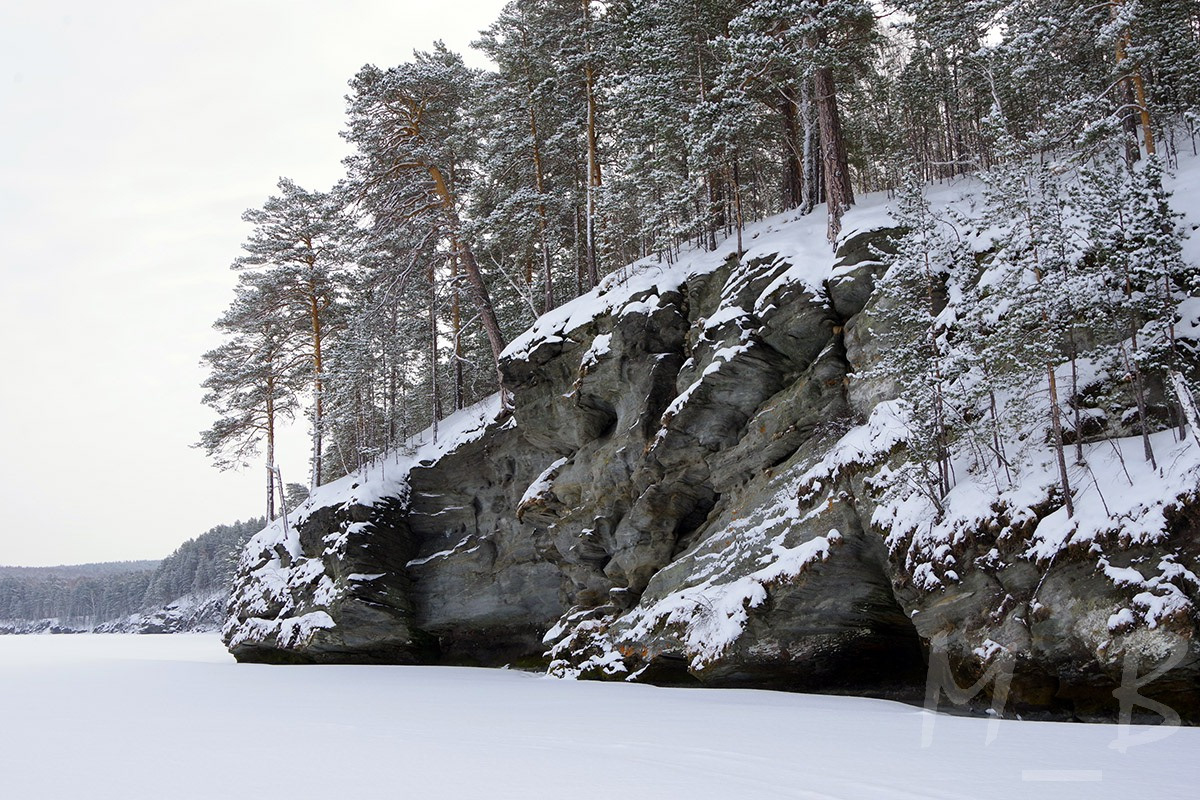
[519, 457, 568, 508]
[222, 151, 1200, 713]
[577, 332, 611, 371]
[548, 443, 851, 677]
[224, 396, 505, 656]
[614, 530, 841, 671]
[499, 193, 899, 367]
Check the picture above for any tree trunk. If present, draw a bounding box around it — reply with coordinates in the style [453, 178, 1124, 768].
[528, 97, 555, 313]
[387, 304, 399, 447]
[800, 76, 821, 214]
[1112, 2, 1156, 158]
[451, 251, 464, 412]
[574, 207, 584, 297]
[582, 0, 601, 288]
[1047, 364, 1075, 517]
[730, 156, 744, 254]
[781, 83, 804, 210]
[1070, 332, 1084, 464]
[584, 71, 601, 288]
[426, 164, 508, 380]
[693, 21, 720, 252]
[429, 258, 442, 443]
[265, 386, 276, 522]
[308, 285, 324, 488]
[813, 66, 854, 243]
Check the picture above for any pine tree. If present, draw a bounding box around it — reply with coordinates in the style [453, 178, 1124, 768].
[233, 178, 355, 488]
[717, 0, 875, 241]
[344, 44, 509, 385]
[474, 0, 585, 314]
[1075, 151, 1198, 456]
[869, 173, 976, 507]
[197, 283, 304, 520]
[979, 156, 1080, 515]
[192, 0, 1200, 488]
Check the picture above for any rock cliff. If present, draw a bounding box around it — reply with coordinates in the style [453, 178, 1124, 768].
[224, 199, 1200, 720]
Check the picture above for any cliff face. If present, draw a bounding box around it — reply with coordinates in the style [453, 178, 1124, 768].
[224, 202, 1200, 719]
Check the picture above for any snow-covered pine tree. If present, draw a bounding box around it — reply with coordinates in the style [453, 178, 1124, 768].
[197, 283, 304, 520]
[1075, 151, 1198, 458]
[885, 0, 997, 179]
[1121, 0, 1200, 150]
[868, 172, 976, 508]
[346, 214, 454, 449]
[601, 0, 738, 261]
[232, 178, 354, 488]
[978, 155, 1081, 515]
[717, 0, 875, 242]
[472, 0, 588, 314]
[344, 44, 509, 388]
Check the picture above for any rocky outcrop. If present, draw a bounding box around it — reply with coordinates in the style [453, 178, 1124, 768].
[224, 210, 1200, 721]
[95, 592, 231, 634]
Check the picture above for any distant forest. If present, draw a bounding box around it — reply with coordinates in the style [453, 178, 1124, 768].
[0, 519, 262, 628]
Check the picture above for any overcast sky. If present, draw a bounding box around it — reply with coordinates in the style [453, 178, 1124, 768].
[0, 0, 507, 566]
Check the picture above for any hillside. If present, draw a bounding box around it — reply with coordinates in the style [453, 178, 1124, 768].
[1, 519, 262, 634]
[224, 154, 1200, 720]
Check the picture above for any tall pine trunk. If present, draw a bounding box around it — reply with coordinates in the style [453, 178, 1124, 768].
[582, 0, 601, 288]
[451, 250, 464, 412]
[529, 101, 555, 313]
[800, 77, 821, 214]
[1047, 364, 1075, 517]
[1112, 1, 1156, 158]
[520, 36, 555, 313]
[781, 83, 804, 209]
[308, 282, 324, 488]
[730, 156, 744, 254]
[813, 66, 854, 242]
[426, 165, 508, 384]
[429, 257, 442, 442]
[265, 383, 276, 522]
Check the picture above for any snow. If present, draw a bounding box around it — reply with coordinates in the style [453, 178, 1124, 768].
[578, 332, 612, 370]
[0, 635, 1195, 800]
[659, 342, 752, 424]
[498, 186, 907, 367]
[775, 149, 1200, 609]
[293, 393, 504, 525]
[609, 528, 842, 670]
[520, 456, 569, 507]
[406, 535, 476, 567]
[548, 432, 861, 675]
[211, 152, 1200, 781]
[226, 395, 505, 648]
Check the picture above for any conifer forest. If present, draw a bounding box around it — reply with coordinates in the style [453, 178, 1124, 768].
[197, 0, 1200, 521]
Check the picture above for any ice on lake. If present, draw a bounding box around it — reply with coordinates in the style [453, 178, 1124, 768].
[0, 634, 1194, 799]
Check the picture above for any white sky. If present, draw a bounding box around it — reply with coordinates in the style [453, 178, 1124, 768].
[0, 0, 508, 566]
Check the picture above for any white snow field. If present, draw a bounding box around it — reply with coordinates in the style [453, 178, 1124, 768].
[0, 635, 1195, 799]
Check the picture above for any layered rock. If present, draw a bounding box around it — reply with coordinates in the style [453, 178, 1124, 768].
[224, 206, 1200, 720]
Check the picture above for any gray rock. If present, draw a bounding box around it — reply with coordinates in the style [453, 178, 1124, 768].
[224, 225, 1200, 721]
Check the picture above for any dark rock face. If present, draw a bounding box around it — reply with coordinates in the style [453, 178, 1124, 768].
[224, 224, 1200, 721]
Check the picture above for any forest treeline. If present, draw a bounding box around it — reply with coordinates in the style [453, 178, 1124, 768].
[0, 519, 262, 628]
[196, 0, 1200, 519]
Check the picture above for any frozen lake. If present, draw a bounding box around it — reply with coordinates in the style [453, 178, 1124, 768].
[0, 634, 1195, 799]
